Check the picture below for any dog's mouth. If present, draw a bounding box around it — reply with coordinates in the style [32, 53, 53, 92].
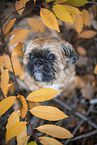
[33, 70, 55, 82]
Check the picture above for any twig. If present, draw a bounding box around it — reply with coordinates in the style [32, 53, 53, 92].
[53, 98, 97, 129]
[71, 130, 97, 141]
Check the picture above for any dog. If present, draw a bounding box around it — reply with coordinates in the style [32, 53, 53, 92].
[7, 13, 78, 97]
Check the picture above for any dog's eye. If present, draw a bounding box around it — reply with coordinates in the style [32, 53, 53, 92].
[47, 54, 55, 61]
[29, 53, 34, 59]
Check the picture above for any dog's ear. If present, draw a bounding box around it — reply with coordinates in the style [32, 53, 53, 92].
[59, 41, 79, 63]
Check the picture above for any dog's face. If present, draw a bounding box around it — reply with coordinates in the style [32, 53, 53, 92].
[23, 38, 78, 84]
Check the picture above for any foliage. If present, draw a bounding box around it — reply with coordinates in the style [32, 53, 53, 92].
[0, 0, 97, 145]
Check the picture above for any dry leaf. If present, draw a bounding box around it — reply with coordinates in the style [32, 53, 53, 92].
[28, 18, 45, 33]
[37, 124, 73, 139]
[82, 9, 90, 26]
[5, 18, 16, 34]
[6, 111, 20, 129]
[39, 136, 62, 145]
[26, 88, 60, 102]
[40, 8, 60, 32]
[74, 76, 85, 89]
[3, 54, 12, 72]
[74, 14, 83, 33]
[1, 69, 12, 96]
[17, 94, 28, 119]
[10, 29, 30, 45]
[64, 0, 88, 6]
[0, 96, 16, 115]
[9, 29, 22, 35]
[6, 121, 27, 142]
[53, 4, 73, 24]
[12, 56, 23, 79]
[64, 5, 81, 14]
[30, 105, 68, 121]
[79, 30, 97, 39]
[12, 42, 24, 57]
[77, 46, 86, 56]
[15, 0, 24, 15]
[23, 0, 29, 4]
[94, 65, 97, 75]
[0, 55, 5, 67]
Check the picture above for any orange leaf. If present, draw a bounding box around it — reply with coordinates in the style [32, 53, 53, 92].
[30, 106, 68, 121]
[82, 9, 90, 26]
[12, 42, 24, 57]
[74, 76, 85, 89]
[23, 0, 29, 4]
[17, 94, 28, 119]
[9, 29, 22, 35]
[79, 30, 97, 39]
[26, 88, 60, 102]
[15, 0, 24, 15]
[28, 18, 45, 33]
[39, 136, 62, 145]
[0, 96, 16, 115]
[77, 46, 86, 56]
[10, 29, 30, 45]
[74, 14, 83, 33]
[0, 55, 5, 67]
[6, 121, 27, 142]
[6, 111, 20, 129]
[5, 18, 16, 34]
[40, 8, 60, 32]
[37, 124, 73, 139]
[94, 65, 97, 75]
[1, 69, 12, 96]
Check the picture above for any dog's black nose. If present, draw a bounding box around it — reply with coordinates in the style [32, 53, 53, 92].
[35, 60, 43, 66]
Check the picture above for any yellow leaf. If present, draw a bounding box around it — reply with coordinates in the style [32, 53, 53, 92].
[12, 56, 23, 79]
[39, 136, 62, 145]
[5, 18, 16, 34]
[6, 111, 20, 129]
[17, 94, 28, 119]
[3, 54, 12, 72]
[23, 0, 29, 4]
[64, 5, 81, 14]
[10, 29, 30, 45]
[6, 121, 27, 142]
[40, 8, 60, 32]
[82, 9, 90, 26]
[53, 4, 73, 24]
[77, 46, 86, 56]
[26, 88, 60, 102]
[28, 18, 45, 33]
[37, 124, 73, 139]
[0, 55, 5, 67]
[0, 96, 16, 115]
[12, 42, 24, 57]
[30, 106, 68, 121]
[15, 0, 24, 15]
[54, 0, 68, 4]
[94, 65, 97, 75]
[27, 141, 37, 145]
[1, 69, 12, 96]
[46, 0, 53, 2]
[79, 30, 97, 39]
[17, 126, 29, 145]
[64, 0, 88, 6]
[74, 14, 83, 33]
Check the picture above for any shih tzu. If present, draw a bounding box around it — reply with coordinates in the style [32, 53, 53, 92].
[9, 16, 78, 97]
